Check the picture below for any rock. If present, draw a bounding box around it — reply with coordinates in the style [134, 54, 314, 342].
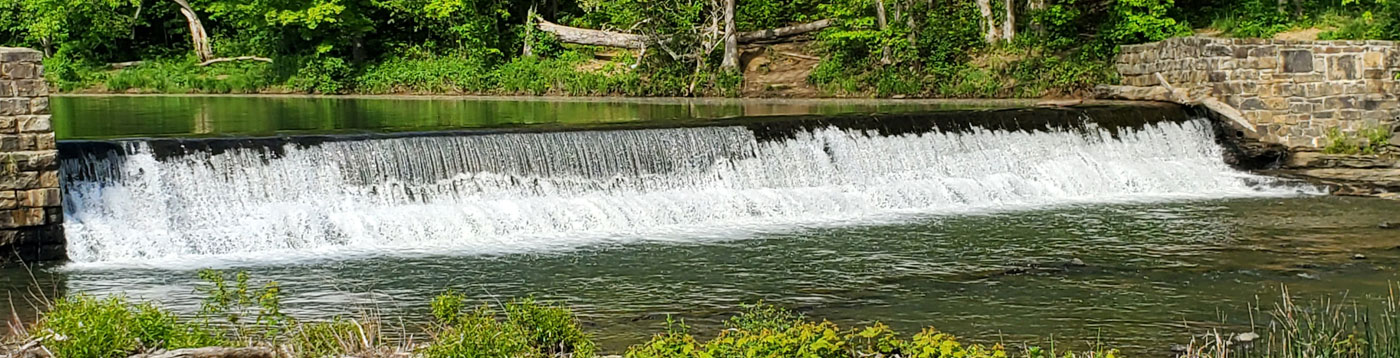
[1353, 253, 1367, 260]
[1168, 343, 1188, 353]
[1235, 332, 1260, 343]
[1067, 258, 1086, 267]
[1381, 222, 1397, 229]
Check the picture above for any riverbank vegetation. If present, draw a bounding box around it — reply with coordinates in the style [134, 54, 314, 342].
[6, 270, 1124, 358]
[1, 0, 1396, 98]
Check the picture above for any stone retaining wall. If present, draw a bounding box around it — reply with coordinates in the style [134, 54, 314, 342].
[1116, 37, 1400, 148]
[0, 47, 62, 263]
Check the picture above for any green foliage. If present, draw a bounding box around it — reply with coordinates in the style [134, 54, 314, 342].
[624, 304, 1076, 358]
[420, 306, 535, 358]
[505, 298, 597, 357]
[423, 292, 599, 358]
[1095, 0, 1192, 55]
[287, 56, 352, 94]
[196, 269, 291, 340]
[102, 59, 274, 93]
[1323, 125, 1392, 155]
[288, 317, 377, 358]
[355, 54, 492, 94]
[724, 301, 804, 332]
[33, 295, 223, 358]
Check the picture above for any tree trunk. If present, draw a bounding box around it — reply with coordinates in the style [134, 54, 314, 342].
[1028, 0, 1045, 33]
[876, 0, 891, 65]
[172, 0, 213, 62]
[1001, 0, 1015, 41]
[975, 0, 999, 43]
[720, 0, 739, 69]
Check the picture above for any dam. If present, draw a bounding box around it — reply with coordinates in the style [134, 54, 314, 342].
[4, 95, 1395, 355]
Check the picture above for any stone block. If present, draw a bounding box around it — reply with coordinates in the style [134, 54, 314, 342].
[35, 133, 53, 150]
[1206, 45, 1232, 57]
[0, 81, 12, 97]
[1325, 96, 1359, 109]
[0, 191, 15, 210]
[29, 98, 46, 115]
[0, 136, 17, 152]
[0, 99, 26, 116]
[1364, 51, 1385, 69]
[7, 208, 45, 227]
[0, 171, 38, 190]
[18, 115, 50, 133]
[2, 63, 34, 80]
[37, 171, 57, 189]
[13, 80, 45, 97]
[18, 151, 56, 171]
[1328, 55, 1360, 80]
[1265, 97, 1290, 110]
[0, 48, 41, 63]
[19, 188, 58, 208]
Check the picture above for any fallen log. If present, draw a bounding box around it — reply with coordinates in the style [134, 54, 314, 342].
[109, 61, 145, 69]
[737, 19, 834, 43]
[537, 19, 649, 49]
[198, 56, 273, 66]
[537, 19, 834, 50]
[129, 347, 274, 358]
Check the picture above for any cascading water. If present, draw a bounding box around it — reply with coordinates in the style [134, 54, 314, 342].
[58, 114, 1309, 265]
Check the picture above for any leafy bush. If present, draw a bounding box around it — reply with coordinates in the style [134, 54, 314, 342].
[33, 295, 223, 358]
[420, 306, 535, 358]
[287, 56, 352, 94]
[355, 54, 493, 94]
[102, 58, 274, 94]
[1323, 125, 1391, 155]
[724, 301, 804, 332]
[506, 298, 596, 357]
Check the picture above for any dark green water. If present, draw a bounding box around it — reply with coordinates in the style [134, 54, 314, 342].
[50, 95, 1024, 139]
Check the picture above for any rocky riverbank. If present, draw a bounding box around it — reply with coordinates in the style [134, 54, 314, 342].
[1265, 150, 1400, 199]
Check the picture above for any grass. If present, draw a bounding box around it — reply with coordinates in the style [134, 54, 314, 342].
[1181, 285, 1400, 358]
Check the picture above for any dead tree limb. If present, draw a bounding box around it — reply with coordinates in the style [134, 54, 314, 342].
[198, 56, 273, 66]
[129, 347, 274, 358]
[172, 0, 214, 62]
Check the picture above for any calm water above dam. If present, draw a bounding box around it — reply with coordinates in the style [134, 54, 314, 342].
[13, 95, 1400, 355]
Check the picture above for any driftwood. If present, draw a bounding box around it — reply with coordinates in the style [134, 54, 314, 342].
[536, 19, 835, 50]
[11, 340, 51, 358]
[198, 56, 273, 66]
[129, 347, 274, 358]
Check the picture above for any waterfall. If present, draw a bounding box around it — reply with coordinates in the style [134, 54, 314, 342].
[59, 117, 1308, 265]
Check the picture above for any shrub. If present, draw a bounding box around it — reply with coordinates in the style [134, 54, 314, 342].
[287, 56, 351, 94]
[354, 55, 493, 94]
[288, 317, 380, 358]
[724, 301, 803, 332]
[505, 298, 597, 357]
[33, 295, 223, 358]
[419, 306, 535, 358]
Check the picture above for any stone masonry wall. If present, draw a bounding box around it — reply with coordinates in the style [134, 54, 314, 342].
[0, 48, 62, 263]
[1116, 37, 1400, 148]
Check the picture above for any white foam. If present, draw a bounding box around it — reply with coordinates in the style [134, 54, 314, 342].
[59, 119, 1314, 267]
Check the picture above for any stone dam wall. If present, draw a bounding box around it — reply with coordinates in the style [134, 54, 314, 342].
[1115, 37, 1400, 148]
[0, 47, 62, 263]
